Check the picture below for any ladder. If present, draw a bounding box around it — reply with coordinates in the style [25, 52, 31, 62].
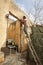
[26, 36, 42, 65]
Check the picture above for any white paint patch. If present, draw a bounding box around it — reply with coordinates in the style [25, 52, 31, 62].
[9, 15, 17, 22]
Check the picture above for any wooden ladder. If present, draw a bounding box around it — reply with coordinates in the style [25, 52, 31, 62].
[26, 37, 42, 65]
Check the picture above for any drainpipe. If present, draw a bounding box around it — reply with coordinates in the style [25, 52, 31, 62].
[20, 23, 22, 52]
[5, 14, 9, 40]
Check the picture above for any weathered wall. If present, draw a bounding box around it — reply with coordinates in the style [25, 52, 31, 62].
[7, 19, 27, 51]
[7, 20, 20, 51]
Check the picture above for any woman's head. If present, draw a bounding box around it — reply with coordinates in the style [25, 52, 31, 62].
[23, 16, 26, 19]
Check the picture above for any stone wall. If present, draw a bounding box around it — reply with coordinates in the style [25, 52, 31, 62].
[30, 25, 43, 65]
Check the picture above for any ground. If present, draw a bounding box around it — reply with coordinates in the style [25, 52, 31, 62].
[0, 47, 35, 65]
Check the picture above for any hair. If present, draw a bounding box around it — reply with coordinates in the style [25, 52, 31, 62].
[23, 16, 26, 19]
[5, 14, 9, 19]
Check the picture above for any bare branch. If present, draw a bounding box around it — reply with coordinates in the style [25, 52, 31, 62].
[29, 0, 43, 24]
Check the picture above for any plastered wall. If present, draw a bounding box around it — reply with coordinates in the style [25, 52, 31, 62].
[0, 0, 9, 48]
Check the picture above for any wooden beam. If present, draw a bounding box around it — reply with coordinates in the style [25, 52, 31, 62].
[9, 11, 20, 21]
